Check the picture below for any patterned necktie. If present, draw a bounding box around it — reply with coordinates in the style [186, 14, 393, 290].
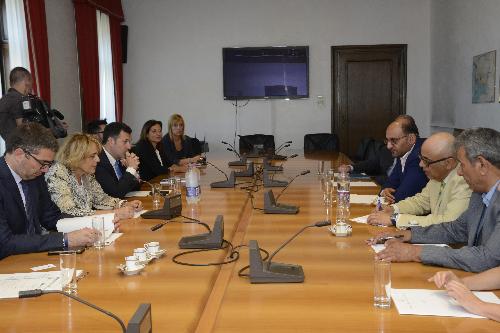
[114, 160, 123, 179]
[20, 180, 36, 235]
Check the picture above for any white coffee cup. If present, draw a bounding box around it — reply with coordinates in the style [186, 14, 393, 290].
[125, 255, 139, 270]
[134, 248, 148, 261]
[144, 241, 160, 254]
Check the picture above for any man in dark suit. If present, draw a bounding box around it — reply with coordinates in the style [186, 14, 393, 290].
[381, 115, 428, 203]
[95, 122, 140, 198]
[370, 128, 500, 273]
[0, 123, 97, 259]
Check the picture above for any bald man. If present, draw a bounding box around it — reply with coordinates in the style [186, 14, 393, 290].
[368, 132, 472, 227]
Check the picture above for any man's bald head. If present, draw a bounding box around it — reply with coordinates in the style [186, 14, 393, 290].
[419, 132, 457, 181]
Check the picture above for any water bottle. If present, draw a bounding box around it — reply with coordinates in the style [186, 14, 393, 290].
[337, 169, 350, 209]
[185, 164, 201, 204]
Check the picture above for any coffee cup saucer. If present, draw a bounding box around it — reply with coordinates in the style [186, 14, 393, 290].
[117, 263, 146, 275]
[137, 255, 154, 265]
[147, 248, 166, 259]
[327, 226, 335, 234]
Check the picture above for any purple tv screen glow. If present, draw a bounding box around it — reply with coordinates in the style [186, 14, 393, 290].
[224, 63, 307, 98]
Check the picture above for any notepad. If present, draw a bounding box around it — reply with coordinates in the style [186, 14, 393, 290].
[350, 194, 378, 204]
[125, 191, 150, 198]
[56, 214, 115, 239]
[391, 289, 500, 318]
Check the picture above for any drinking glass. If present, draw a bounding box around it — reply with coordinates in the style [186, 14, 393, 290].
[92, 216, 105, 249]
[374, 259, 391, 308]
[60, 252, 77, 294]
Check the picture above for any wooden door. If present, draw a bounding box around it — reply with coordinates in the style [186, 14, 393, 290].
[332, 44, 407, 157]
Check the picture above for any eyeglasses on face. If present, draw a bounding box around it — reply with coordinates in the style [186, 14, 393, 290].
[384, 135, 408, 145]
[24, 150, 54, 169]
[418, 154, 454, 167]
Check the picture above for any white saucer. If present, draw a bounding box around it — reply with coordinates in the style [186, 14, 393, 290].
[117, 263, 146, 275]
[147, 248, 166, 259]
[327, 226, 335, 235]
[137, 255, 154, 265]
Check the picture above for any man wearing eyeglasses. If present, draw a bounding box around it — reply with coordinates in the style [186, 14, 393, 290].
[380, 115, 428, 204]
[368, 132, 471, 227]
[369, 128, 500, 273]
[0, 123, 98, 259]
[85, 119, 108, 143]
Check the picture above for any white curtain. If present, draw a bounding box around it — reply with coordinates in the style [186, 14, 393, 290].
[96, 10, 116, 123]
[1, 0, 31, 155]
[5, 0, 30, 70]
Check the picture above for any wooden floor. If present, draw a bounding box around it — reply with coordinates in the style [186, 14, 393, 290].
[0, 152, 497, 332]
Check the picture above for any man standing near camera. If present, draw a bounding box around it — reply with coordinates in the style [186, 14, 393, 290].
[0, 67, 32, 141]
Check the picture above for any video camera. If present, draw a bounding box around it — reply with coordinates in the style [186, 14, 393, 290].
[22, 94, 67, 138]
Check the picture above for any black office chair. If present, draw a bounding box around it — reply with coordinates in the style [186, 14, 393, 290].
[239, 134, 275, 156]
[353, 138, 385, 162]
[303, 133, 339, 153]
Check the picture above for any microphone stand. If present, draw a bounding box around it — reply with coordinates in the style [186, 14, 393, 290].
[248, 221, 331, 283]
[263, 170, 310, 214]
[207, 161, 235, 188]
[19, 289, 126, 332]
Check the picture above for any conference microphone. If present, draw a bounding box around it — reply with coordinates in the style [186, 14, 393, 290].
[19, 289, 127, 332]
[248, 221, 331, 283]
[207, 161, 236, 188]
[275, 140, 292, 152]
[275, 170, 310, 201]
[272, 141, 292, 160]
[264, 170, 310, 214]
[263, 169, 287, 187]
[286, 153, 299, 160]
[222, 141, 241, 157]
[178, 215, 224, 249]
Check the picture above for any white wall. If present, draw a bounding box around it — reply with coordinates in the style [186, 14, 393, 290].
[121, 0, 432, 151]
[45, 0, 82, 135]
[431, 0, 500, 132]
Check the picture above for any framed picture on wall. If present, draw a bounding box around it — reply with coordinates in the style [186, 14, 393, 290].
[472, 50, 496, 103]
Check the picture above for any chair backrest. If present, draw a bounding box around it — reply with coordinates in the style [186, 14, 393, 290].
[303, 133, 339, 152]
[239, 134, 275, 156]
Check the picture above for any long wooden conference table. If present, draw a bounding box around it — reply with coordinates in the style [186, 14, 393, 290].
[0, 152, 498, 332]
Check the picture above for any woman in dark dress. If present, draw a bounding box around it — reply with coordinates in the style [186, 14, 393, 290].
[133, 120, 184, 181]
[161, 114, 201, 165]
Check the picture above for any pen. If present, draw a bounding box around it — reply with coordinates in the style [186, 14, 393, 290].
[376, 196, 383, 211]
[376, 234, 404, 244]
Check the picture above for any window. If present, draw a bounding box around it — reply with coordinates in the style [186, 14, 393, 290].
[96, 10, 116, 122]
[0, 0, 9, 95]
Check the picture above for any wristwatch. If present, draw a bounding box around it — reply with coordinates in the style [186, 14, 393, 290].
[390, 212, 399, 226]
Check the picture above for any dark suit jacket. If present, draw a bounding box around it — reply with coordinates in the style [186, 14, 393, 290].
[411, 190, 500, 272]
[382, 138, 428, 202]
[161, 134, 201, 164]
[94, 150, 140, 199]
[0, 157, 63, 259]
[132, 140, 173, 181]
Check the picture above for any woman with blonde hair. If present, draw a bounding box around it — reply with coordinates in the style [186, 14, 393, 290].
[45, 133, 142, 218]
[161, 114, 202, 165]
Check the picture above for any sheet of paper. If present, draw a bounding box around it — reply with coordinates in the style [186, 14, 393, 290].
[0, 270, 83, 299]
[56, 214, 115, 239]
[31, 264, 56, 272]
[105, 233, 123, 245]
[351, 215, 369, 224]
[371, 243, 449, 253]
[125, 191, 150, 198]
[350, 194, 378, 205]
[391, 289, 500, 318]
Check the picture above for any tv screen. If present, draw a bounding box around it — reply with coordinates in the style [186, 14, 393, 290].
[223, 46, 309, 100]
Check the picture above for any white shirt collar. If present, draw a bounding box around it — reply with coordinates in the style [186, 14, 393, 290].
[103, 147, 117, 166]
[400, 143, 415, 172]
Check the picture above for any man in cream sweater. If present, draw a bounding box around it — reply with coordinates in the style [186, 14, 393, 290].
[367, 132, 471, 228]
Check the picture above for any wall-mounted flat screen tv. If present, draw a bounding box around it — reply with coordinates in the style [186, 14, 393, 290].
[223, 46, 309, 100]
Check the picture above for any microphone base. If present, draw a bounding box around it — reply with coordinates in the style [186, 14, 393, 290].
[234, 162, 254, 177]
[251, 262, 304, 284]
[228, 156, 247, 167]
[263, 170, 288, 187]
[141, 210, 178, 220]
[178, 215, 224, 249]
[264, 203, 299, 214]
[210, 171, 236, 188]
[249, 240, 304, 284]
[270, 154, 287, 160]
